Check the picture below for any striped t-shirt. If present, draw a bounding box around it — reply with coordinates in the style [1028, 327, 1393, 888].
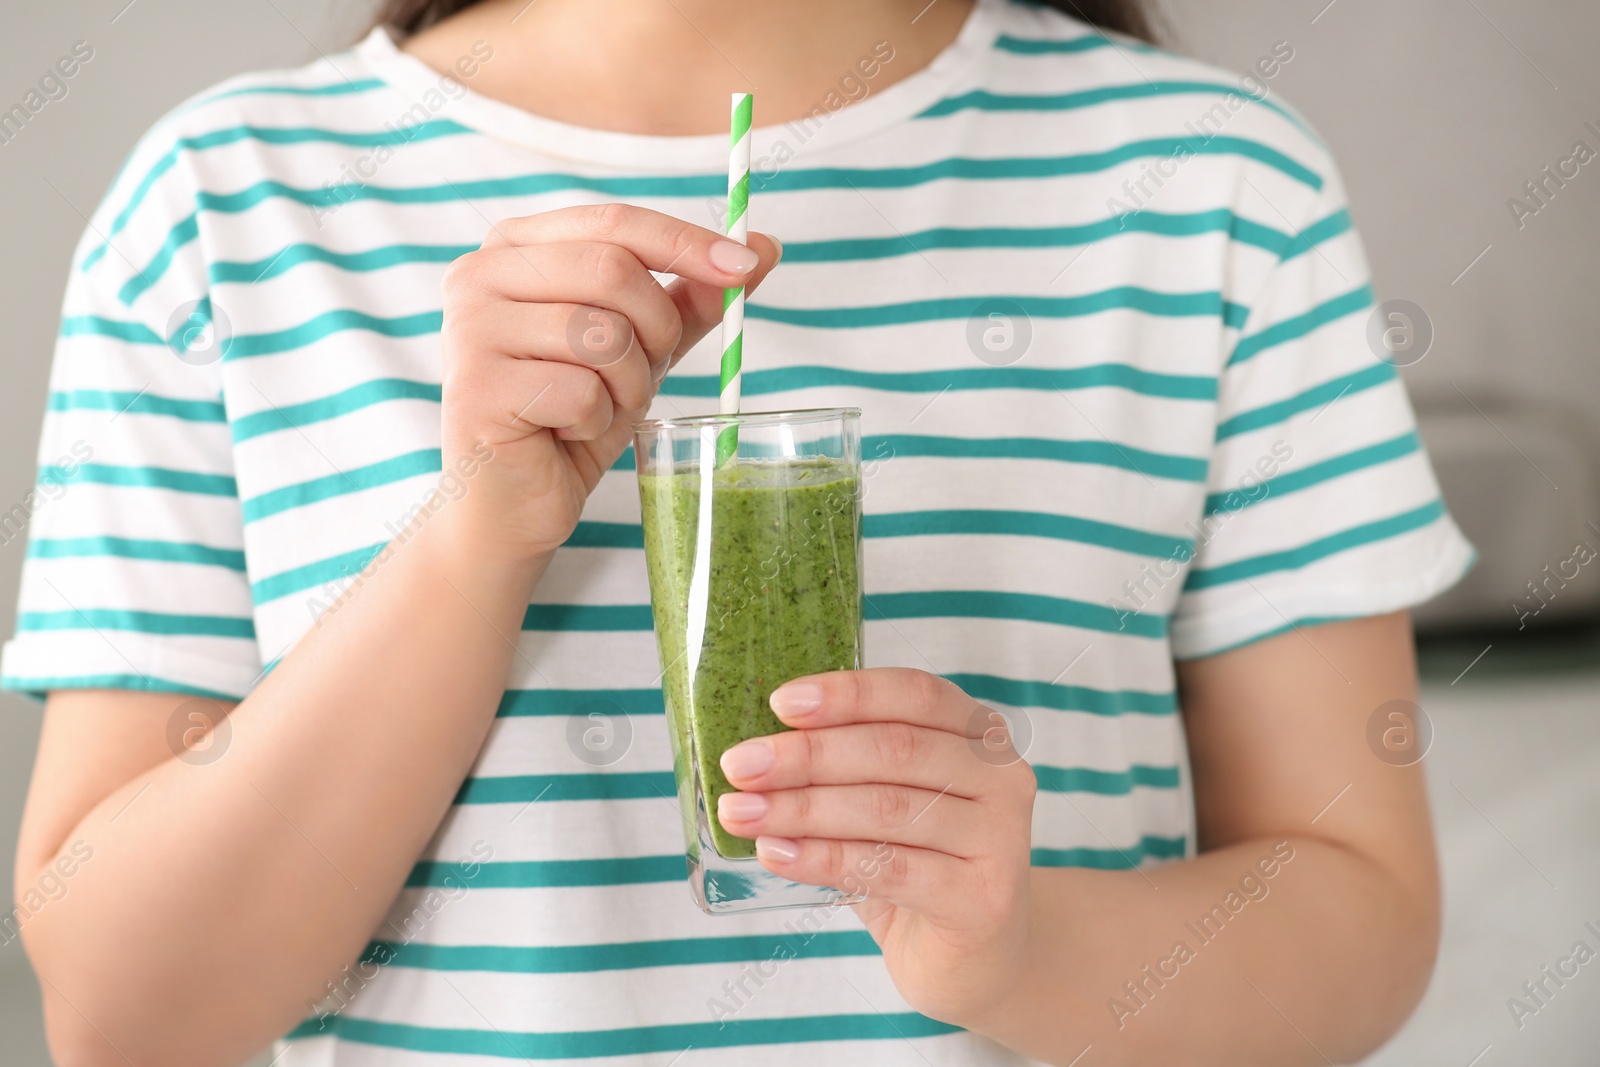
[4, 1, 1473, 1063]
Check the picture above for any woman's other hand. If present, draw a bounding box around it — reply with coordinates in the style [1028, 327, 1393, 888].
[439, 203, 782, 560]
[716, 668, 1039, 1028]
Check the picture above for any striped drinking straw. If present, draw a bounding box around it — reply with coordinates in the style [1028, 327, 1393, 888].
[716, 92, 753, 467]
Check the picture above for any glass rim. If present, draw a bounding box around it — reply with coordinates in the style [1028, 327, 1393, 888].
[632, 406, 861, 434]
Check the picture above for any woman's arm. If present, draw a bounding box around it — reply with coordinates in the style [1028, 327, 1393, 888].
[15, 205, 782, 1067]
[992, 611, 1439, 1066]
[20, 520, 546, 1067]
[719, 612, 1439, 1066]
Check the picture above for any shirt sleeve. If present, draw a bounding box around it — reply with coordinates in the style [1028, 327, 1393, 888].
[1170, 162, 1475, 660]
[1, 119, 261, 701]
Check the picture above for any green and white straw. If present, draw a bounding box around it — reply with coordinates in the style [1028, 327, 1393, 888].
[716, 92, 753, 467]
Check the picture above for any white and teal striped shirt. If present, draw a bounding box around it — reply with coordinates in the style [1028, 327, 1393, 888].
[4, 1, 1472, 1062]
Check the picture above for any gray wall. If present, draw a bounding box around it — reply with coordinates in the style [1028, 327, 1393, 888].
[2, 0, 1597, 1063]
[1165, 0, 1600, 408]
[0, 2, 364, 1060]
[1161, 3, 1600, 630]
[0, 0, 372, 896]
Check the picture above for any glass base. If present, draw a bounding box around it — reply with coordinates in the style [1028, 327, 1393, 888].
[685, 792, 864, 915]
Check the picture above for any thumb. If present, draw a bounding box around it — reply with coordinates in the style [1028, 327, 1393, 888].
[663, 231, 783, 365]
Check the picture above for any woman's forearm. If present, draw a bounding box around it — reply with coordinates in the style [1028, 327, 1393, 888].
[23, 507, 548, 1066]
[22, 203, 784, 1067]
[973, 837, 1439, 1066]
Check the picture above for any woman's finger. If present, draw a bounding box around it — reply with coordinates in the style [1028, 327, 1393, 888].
[766, 667, 989, 736]
[479, 202, 766, 287]
[719, 722, 1011, 801]
[452, 357, 615, 442]
[717, 784, 989, 858]
[458, 301, 655, 412]
[662, 231, 781, 362]
[753, 836, 968, 922]
[444, 242, 684, 367]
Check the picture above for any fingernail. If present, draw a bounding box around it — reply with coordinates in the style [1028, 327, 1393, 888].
[770, 682, 822, 720]
[767, 233, 784, 262]
[720, 740, 775, 780]
[757, 836, 801, 864]
[710, 240, 759, 274]
[717, 792, 769, 822]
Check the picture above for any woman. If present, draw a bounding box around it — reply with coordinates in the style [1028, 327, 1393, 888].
[7, 0, 1472, 1063]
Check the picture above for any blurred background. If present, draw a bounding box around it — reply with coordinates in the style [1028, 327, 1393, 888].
[2, 0, 1597, 1063]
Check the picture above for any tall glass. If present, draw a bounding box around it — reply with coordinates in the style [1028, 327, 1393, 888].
[633, 408, 864, 913]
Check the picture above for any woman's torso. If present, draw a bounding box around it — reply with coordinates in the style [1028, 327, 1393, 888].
[46, 2, 1365, 1061]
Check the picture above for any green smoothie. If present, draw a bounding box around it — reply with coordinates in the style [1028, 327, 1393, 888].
[640, 457, 861, 859]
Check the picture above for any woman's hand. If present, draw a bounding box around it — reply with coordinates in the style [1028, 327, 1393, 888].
[716, 668, 1039, 1027]
[438, 203, 782, 560]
